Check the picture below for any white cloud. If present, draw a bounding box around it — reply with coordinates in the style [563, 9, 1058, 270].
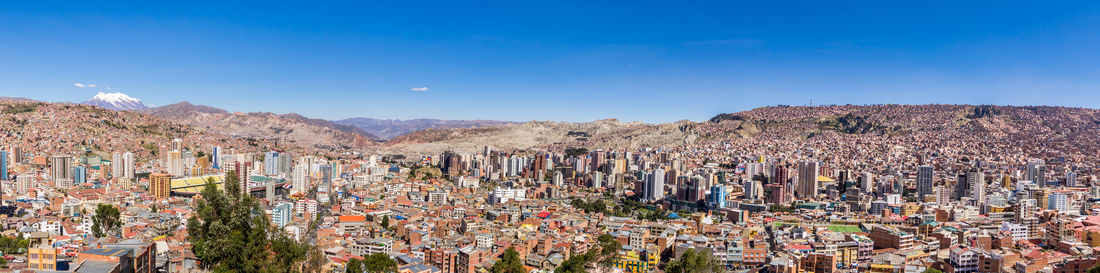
[411, 87, 429, 92]
[74, 83, 86, 88]
[88, 84, 96, 87]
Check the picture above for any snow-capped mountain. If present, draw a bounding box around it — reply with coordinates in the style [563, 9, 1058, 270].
[81, 92, 148, 111]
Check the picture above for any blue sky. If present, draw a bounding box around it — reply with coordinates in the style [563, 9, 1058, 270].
[1, 1, 1099, 123]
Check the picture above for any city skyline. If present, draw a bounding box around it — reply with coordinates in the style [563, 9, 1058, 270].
[3, 1, 1100, 122]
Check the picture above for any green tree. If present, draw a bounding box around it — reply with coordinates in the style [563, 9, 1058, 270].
[595, 234, 621, 267]
[91, 204, 121, 238]
[381, 215, 390, 229]
[186, 172, 308, 272]
[349, 253, 397, 273]
[491, 247, 527, 273]
[555, 251, 593, 273]
[554, 234, 622, 273]
[347, 258, 364, 273]
[923, 269, 943, 273]
[663, 249, 722, 273]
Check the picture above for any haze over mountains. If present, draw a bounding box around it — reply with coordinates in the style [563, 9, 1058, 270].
[333, 118, 515, 140]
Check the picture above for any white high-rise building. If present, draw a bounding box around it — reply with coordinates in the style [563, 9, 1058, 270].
[1048, 193, 1068, 211]
[122, 152, 135, 179]
[212, 146, 222, 169]
[860, 172, 874, 193]
[111, 152, 123, 178]
[644, 169, 666, 201]
[292, 161, 310, 195]
[552, 171, 563, 187]
[168, 150, 184, 177]
[969, 170, 986, 205]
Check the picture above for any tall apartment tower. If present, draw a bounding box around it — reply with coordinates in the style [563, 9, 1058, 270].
[969, 169, 986, 205]
[917, 165, 934, 201]
[150, 172, 172, 200]
[111, 152, 123, 178]
[796, 161, 819, 198]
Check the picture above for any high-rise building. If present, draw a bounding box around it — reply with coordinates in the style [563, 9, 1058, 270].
[860, 172, 874, 193]
[167, 150, 183, 177]
[264, 151, 280, 175]
[159, 145, 169, 168]
[10, 146, 22, 164]
[955, 173, 971, 201]
[150, 172, 172, 200]
[0, 150, 7, 180]
[552, 171, 563, 187]
[1027, 160, 1047, 186]
[122, 152, 135, 179]
[917, 166, 934, 201]
[212, 146, 222, 169]
[111, 152, 123, 178]
[797, 161, 819, 198]
[292, 161, 310, 195]
[744, 179, 759, 200]
[708, 185, 727, 208]
[1067, 172, 1078, 187]
[1048, 193, 1068, 211]
[49, 155, 72, 181]
[73, 166, 86, 184]
[233, 161, 252, 195]
[643, 169, 666, 201]
[969, 170, 986, 205]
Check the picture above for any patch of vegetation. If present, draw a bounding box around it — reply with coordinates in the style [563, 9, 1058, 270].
[826, 225, 863, 233]
[346, 253, 397, 273]
[103, 120, 128, 130]
[1, 103, 43, 114]
[708, 113, 747, 123]
[92, 204, 122, 237]
[566, 131, 591, 137]
[571, 198, 609, 214]
[564, 147, 588, 157]
[662, 248, 723, 273]
[554, 234, 621, 273]
[769, 205, 795, 213]
[410, 166, 442, 179]
[142, 143, 159, 156]
[817, 113, 893, 134]
[966, 105, 1001, 119]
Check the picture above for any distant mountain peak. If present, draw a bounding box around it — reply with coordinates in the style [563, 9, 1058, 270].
[82, 92, 147, 111]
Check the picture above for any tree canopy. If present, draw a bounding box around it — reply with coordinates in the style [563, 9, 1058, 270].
[91, 204, 121, 238]
[554, 234, 622, 273]
[662, 249, 723, 273]
[186, 170, 309, 272]
[347, 253, 397, 273]
[491, 247, 527, 273]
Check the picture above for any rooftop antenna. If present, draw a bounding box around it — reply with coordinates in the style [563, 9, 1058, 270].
[809, 99, 813, 106]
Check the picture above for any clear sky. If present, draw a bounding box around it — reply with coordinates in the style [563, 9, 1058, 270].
[1, 1, 1099, 123]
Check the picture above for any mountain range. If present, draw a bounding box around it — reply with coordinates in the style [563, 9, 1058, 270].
[55, 92, 1100, 159]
